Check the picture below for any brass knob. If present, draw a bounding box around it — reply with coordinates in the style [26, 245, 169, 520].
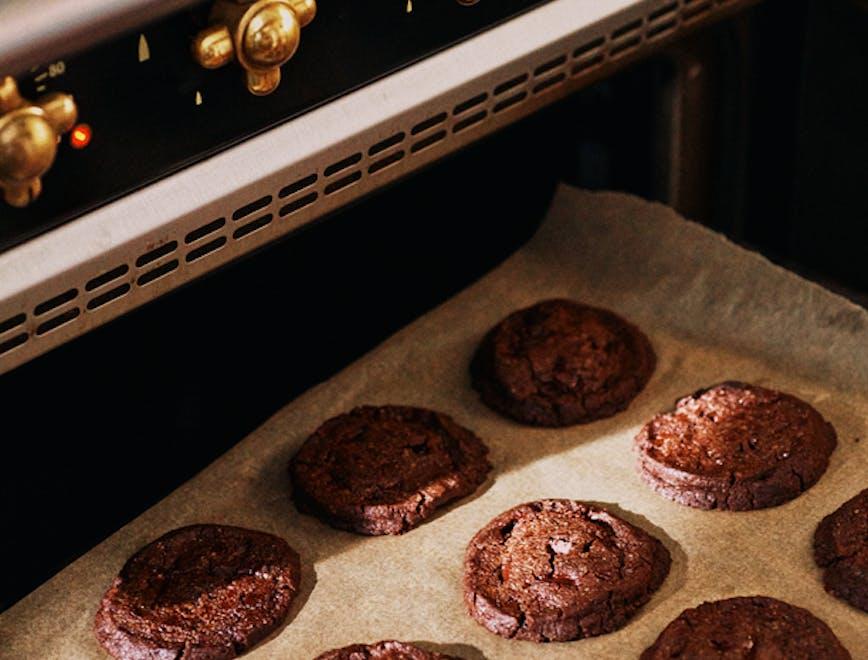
[0, 76, 77, 208]
[193, 0, 316, 96]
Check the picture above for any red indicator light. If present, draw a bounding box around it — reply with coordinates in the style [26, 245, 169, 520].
[70, 124, 92, 149]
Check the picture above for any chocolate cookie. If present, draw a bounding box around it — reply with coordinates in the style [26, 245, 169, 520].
[289, 406, 491, 535]
[95, 524, 301, 660]
[635, 382, 837, 510]
[463, 499, 671, 642]
[814, 488, 868, 612]
[314, 640, 461, 659]
[470, 299, 655, 426]
[640, 596, 852, 659]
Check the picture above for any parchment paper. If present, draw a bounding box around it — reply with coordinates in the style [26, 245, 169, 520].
[2, 187, 866, 659]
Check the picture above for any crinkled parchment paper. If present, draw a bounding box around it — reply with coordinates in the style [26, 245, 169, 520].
[2, 187, 866, 659]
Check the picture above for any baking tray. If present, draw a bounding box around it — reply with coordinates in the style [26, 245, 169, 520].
[1, 186, 865, 658]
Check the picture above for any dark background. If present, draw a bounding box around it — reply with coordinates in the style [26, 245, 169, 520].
[2, 0, 867, 611]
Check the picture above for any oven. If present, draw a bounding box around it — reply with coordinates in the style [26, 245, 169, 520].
[1, 0, 866, 655]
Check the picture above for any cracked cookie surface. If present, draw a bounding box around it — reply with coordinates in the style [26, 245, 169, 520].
[814, 488, 868, 612]
[635, 382, 837, 510]
[463, 499, 670, 642]
[470, 299, 656, 427]
[289, 406, 491, 535]
[94, 524, 301, 660]
[640, 596, 852, 659]
[314, 640, 462, 659]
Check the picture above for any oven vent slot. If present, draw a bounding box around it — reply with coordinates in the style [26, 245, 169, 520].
[533, 73, 566, 95]
[280, 192, 318, 216]
[369, 133, 405, 156]
[574, 37, 605, 60]
[648, 19, 678, 40]
[369, 150, 405, 175]
[87, 284, 130, 311]
[36, 308, 80, 336]
[34, 289, 77, 316]
[324, 153, 362, 177]
[572, 54, 605, 76]
[233, 213, 273, 239]
[136, 241, 177, 268]
[410, 130, 447, 153]
[186, 237, 226, 263]
[684, 0, 713, 21]
[280, 173, 318, 198]
[534, 55, 566, 78]
[411, 112, 447, 135]
[137, 260, 179, 286]
[0, 332, 27, 356]
[612, 18, 643, 41]
[454, 93, 488, 116]
[0, 312, 25, 335]
[494, 73, 528, 96]
[610, 36, 642, 58]
[324, 171, 362, 195]
[85, 265, 129, 291]
[453, 111, 487, 134]
[185, 218, 225, 244]
[493, 91, 527, 114]
[232, 195, 271, 221]
[650, 2, 679, 23]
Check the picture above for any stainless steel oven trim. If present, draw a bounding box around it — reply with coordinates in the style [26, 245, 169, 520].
[0, 0, 202, 75]
[0, 0, 758, 374]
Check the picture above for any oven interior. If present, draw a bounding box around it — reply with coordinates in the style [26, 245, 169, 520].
[1, 0, 866, 612]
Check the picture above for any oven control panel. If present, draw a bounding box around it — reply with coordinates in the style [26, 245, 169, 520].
[0, 0, 548, 250]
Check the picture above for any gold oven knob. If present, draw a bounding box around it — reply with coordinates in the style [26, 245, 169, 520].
[193, 0, 316, 95]
[0, 77, 77, 208]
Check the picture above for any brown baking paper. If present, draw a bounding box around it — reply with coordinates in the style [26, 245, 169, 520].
[2, 186, 866, 659]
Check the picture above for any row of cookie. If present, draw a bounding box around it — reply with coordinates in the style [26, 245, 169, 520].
[462, 497, 862, 657]
[93, 489, 862, 660]
[287, 599, 853, 660]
